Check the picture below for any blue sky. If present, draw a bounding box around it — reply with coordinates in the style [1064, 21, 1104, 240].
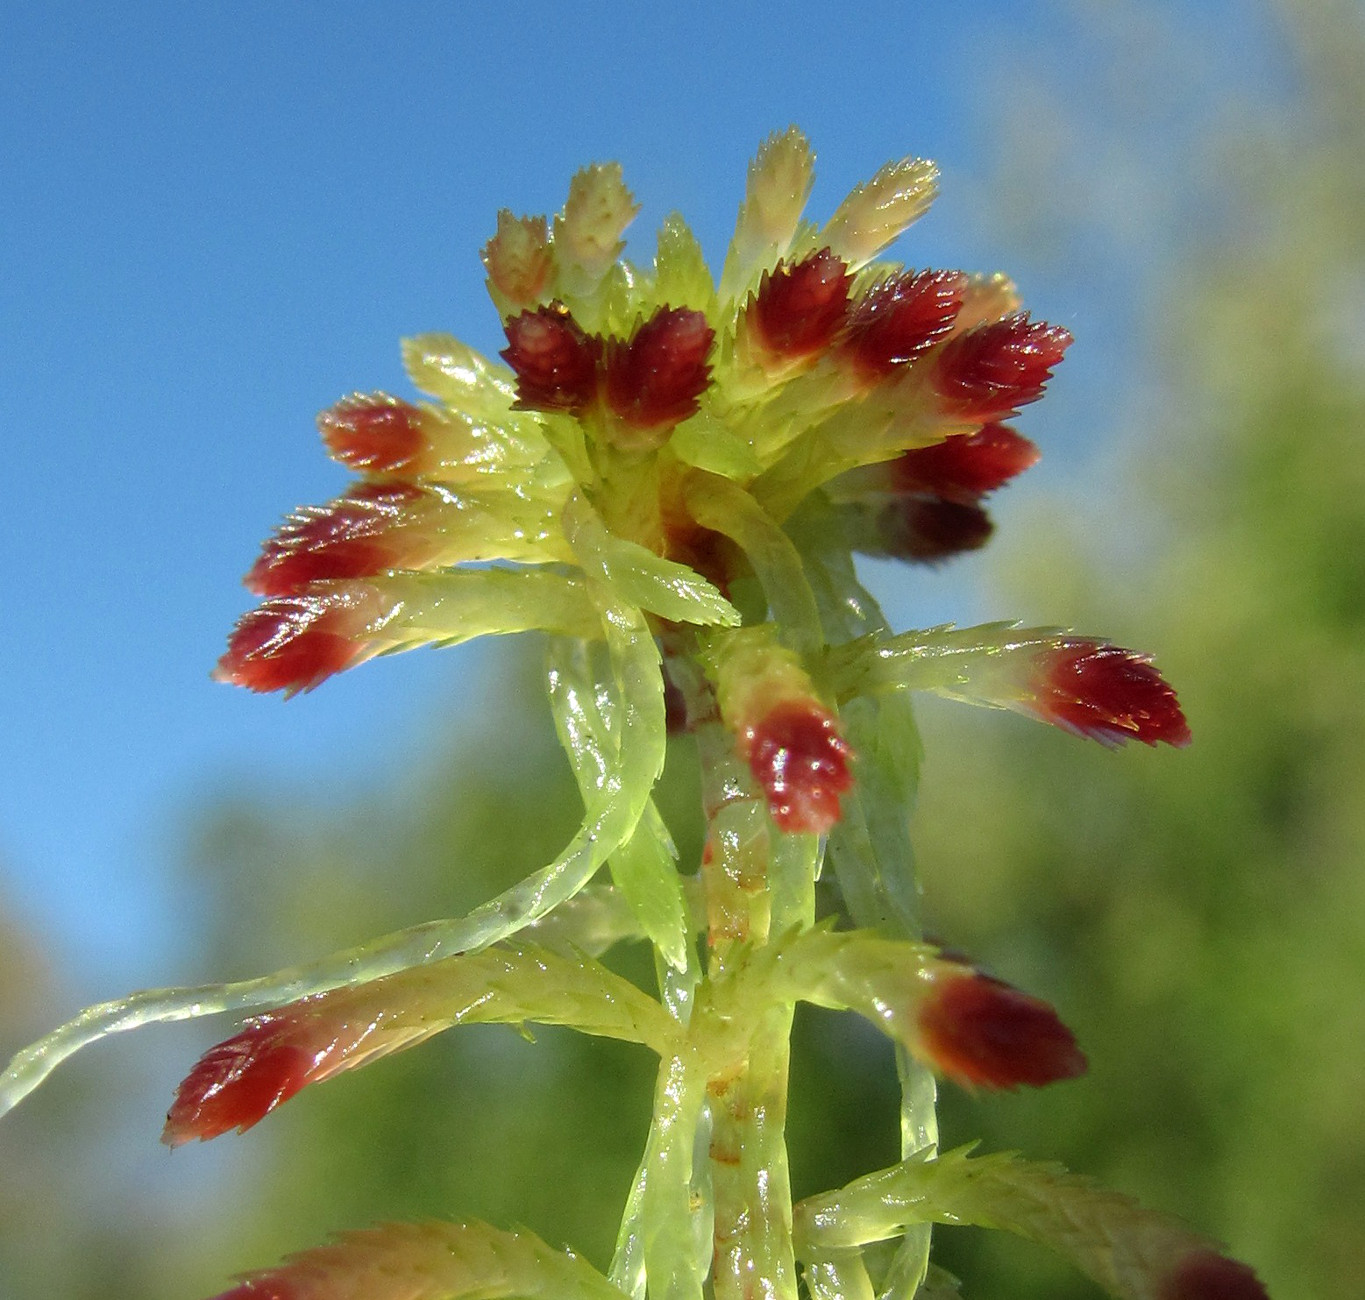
[0, 2, 1288, 1000]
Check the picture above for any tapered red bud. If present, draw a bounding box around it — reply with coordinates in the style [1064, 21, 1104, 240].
[318, 393, 429, 476]
[746, 249, 853, 361]
[742, 699, 854, 834]
[841, 270, 967, 377]
[1029, 642, 1191, 747]
[215, 589, 378, 695]
[604, 306, 714, 435]
[933, 315, 1072, 419]
[1159, 1250, 1269, 1300]
[481, 210, 553, 311]
[246, 483, 426, 595]
[164, 1018, 316, 1144]
[917, 972, 1087, 1090]
[877, 497, 993, 562]
[211, 1284, 295, 1300]
[501, 304, 602, 412]
[891, 424, 1040, 503]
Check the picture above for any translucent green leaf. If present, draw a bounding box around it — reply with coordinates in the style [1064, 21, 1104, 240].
[215, 1219, 630, 1300]
[794, 1145, 1249, 1300]
[547, 637, 691, 970]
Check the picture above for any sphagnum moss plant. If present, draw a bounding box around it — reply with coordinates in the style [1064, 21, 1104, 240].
[2, 129, 1268, 1300]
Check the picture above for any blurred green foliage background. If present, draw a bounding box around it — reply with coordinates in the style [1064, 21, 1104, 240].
[2, 3, 1362, 1298]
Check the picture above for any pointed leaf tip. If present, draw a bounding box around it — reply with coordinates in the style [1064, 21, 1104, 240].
[216, 590, 375, 696]
[1030, 642, 1191, 748]
[918, 972, 1087, 1090]
[1159, 1249, 1270, 1300]
[933, 315, 1072, 419]
[164, 1019, 314, 1144]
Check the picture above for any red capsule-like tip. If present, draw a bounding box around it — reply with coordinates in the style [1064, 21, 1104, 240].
[918, 973, 1088, 1090]
[215, 592, 369, 695]
[605, 306, 715, 431]
[841, 269, 967, 377]
[1031, 642, 1191, 748]
[878, 497, 994, 562]
[210, 1280, 299, 1300]
[743, 699, 854, 834]
[891, 423, 1040, 503]
[246, 483, 424, 596]
[933, 315, 1072, 419]
[749, 248, 853, 360]
[163, 1018, 314, 1145]
[501, 304, 602, 412]
[1159, 1250, 1270, 1300]
[318, 394, 426, 476]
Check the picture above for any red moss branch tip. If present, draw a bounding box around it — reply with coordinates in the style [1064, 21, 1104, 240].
[163, 1017, 316, 1145]
[318, 393, 428, 476]
[840, 269, 966, 378]
[876, 496, 994, 562]
[933, 315, 1072, 419]
[747, 248, 852, 360]
[604, 306, 715, 431]
[1159, 1249, 1270, 1300]
[215, 590, 373, 696]
[1030, 642, 1191, 748]
[891, 423, 1040, 503]
[742, 699, 854, 834]
[917, 972, 1087, 1090]
[246, 484, 425, 596]
[501, 304, 602, 412]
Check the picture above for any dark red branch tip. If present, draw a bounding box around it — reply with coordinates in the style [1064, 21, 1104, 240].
[841, 269, 967, 377]
[917, 972, 1088, 1090]
[747, 248, 853, 360]
[163, 1019, 315, 1145]
[891, 423, 1040, 503]
[604, 306, 714, 432]
[318, 394, 426, 476]
[210, 1280, 299, 1300]
[1159, 1250, 1270, 1300]
[215, 592, 370, 696]
[1033, 642, 1191, 748]
[501, 304, 602, 413]
[875, 496, 994, 563]
[246, 483, 424, 596]
[933, 315, 1072, 419]
[743, 699, 854, 834]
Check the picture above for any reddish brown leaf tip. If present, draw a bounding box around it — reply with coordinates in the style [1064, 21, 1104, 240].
[918, 973, 1088, 1090]
[891, 423, 1040, 503]
[246, 484, 424, 596]
[501, 304, 602, 412]
[933, 315, 1072, 419]
[215, 593, 367, 695]
[318, 394, 426, 476]
[605, 306, 715, 431]
[1032, 642, 1191, 748]
[877, 497, 994, 562]
[743, 700, 854, 834]
[841, 269, 967, 377]
[163, 1019, 313, 1145]
[748, 249, 853, 359]
[209, 1280, 299, 1300]
[1159, 1250, 1270, 1300]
